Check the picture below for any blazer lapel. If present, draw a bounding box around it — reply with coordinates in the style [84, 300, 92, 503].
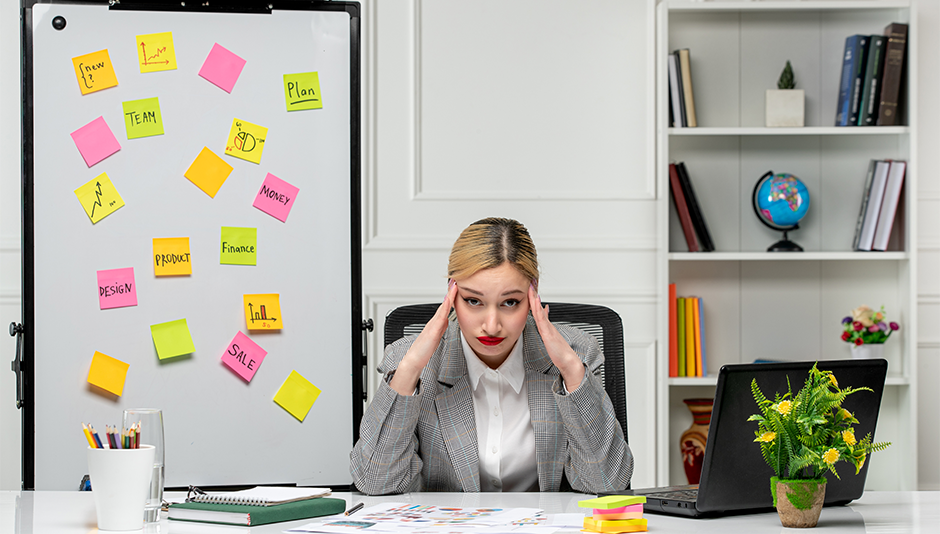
[523, 318, 566, 492]
[434, 323, 481, 492]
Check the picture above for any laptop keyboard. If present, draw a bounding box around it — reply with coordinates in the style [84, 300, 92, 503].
[644, 489, 699, 501]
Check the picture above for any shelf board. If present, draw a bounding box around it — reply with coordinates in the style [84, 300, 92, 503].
[668, 252, 909, 261]
[668, 126, 909, 136]
[668, 376, 910, 386]
[667, 1, 911, 13]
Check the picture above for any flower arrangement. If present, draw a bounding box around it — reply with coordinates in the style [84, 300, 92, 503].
[841, 305, 899, 346]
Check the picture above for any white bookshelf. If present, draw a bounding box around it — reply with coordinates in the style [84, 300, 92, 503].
[656, 0, 918, 491]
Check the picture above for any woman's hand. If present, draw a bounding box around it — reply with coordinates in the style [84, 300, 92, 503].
[528, 283, 585, 391]
[389, 280, 459, 395]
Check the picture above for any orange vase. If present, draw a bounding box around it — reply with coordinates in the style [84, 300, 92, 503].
[680, 398, 713, 485]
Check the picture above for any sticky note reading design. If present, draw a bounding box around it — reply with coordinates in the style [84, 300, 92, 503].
[150, 318, 196, 359]
[122, 97, 164, 139]
[198, 43, 246, 93]
[87, 351, 130, 396]
[71, 49, 118, 95]
[74, 173, 125, 224]
[283, 72, 323, 111]
[71, 117, 121, 167]
[221, 332, 267, 382]
[225, 118, 267, 164]
[153, 237, 192, 276]
[136, 32, 177, 73]
[97, 267, 137, 310]
[253, 173, 299, 222]
[243, 293, 282, 330]
[184, 147, 233, 198]
[220, 227, 257, 265]
[273, 370, 321, 422]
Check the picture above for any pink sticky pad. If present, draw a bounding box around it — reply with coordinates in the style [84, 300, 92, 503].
[97, 267, 138, 310]
[221, 331, 267, 382]
[198, 43, 246, 93]
[71, 116, 121, 167]
[593, 504, 643, 515]
[252, 173, 300, 222]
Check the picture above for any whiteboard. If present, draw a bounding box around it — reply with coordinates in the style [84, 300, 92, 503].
[23, 1, 361, 490]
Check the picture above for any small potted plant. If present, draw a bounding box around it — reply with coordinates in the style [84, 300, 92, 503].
[766, 60, 804, 127]
[841, 305, 900, 360]
[748, 363, 890, 528]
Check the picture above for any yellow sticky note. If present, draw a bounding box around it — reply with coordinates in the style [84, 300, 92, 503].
[185, 147, 233, 198]
[153, 237, 192, 276]
[243, 293, 282, 330]
[72, 49, 119, 95]
[150, 318, 196, 359]
[283, 72, 323, 111]
[273, 370, 321, 422]
[136, 32, 177, 73]
[74, 173, 125, 224]
[224, 118, 267, 164]
[87, 351, 129, 396]
[578, 495, 646, 509]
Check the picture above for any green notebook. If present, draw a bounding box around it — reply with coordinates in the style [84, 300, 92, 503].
[168, 496, 346, 526]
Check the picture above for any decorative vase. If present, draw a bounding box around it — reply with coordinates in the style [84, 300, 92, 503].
[680, 398, 713, 485]
[772, 477, 827, 528]
[850, 343, 885, 360]
[765, 89, 805, 127]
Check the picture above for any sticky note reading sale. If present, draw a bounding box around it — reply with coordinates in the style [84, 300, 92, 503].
[97, 267, 137, 310]
[198, 43, 245, 93]
[220, 227, 257, 265]
[184, 147, 233, 198]
[253, 173, 299, 222]
[87, 351, 129, 396]
[122, 97, 164, 139]
[153, 237, 192, 276]
[221, 332, 267, 382]
[72, 49, 118, 95]
[273, 370, 321, 422]
[136, 32, 177, 73]
[283, 72, 323, 111]
[225, 118, 267, 164]
[71, 117, 121, 167]
[243, 293, 281, 330]
[74, 173, 124, 224]
[150, 318, 195, 360]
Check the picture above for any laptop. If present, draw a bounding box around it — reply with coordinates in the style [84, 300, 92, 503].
[616, 359, 888, 518]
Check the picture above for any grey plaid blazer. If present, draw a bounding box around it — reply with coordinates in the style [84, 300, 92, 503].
[350, 316, 633, 495]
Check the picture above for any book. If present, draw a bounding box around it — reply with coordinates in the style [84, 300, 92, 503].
[857, 34, 886, 126]
[677, 297, 686, 377]
[697, 296, 706, 377]
[188, 486, 331, 506]
[668, 53, 685, 127]
[677, 48, 697, 127]
[852, 159, 878, 250]
[676, 162, 715, 251]
[669, 163, 699, 252]
[856, 160, 890, 251]
[691, 297, 702, 377]
[168, 496, 345, 527]
[668, 283, 678, 377]
[872, 160, 906, 251]
[836, 35, 864, 126]
[877, 23, 908, 126]
[684, 297, 696, 377]
[847, 35, 870, 126]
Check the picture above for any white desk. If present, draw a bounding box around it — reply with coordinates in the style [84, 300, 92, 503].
[1, 491, 938, 533]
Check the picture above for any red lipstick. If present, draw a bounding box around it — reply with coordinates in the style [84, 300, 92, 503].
[477, 336, 504, 346]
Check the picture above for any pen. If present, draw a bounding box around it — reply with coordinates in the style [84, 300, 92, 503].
[345, 502, 364, 516]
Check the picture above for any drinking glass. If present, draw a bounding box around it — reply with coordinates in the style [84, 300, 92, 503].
[123, 408, 164, 523]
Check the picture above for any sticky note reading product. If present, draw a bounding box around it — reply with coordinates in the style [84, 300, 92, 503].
[243, 293, 282, 330]
[198, 43, 246, 93]
[87, 351, 130, 396]
[220, 227, 257, 265]
[150, 318, 196, 359]
[283, 72, 323, 111]
[122, 97, 164, 139]
[72, 49, 118, 95]
[153, 237, 192, 276]
[253, 173, 299, 222]
[97, 267, 137, 310]
[136, 32, 177, 73]
[225, 118, 267, 164]
[71, 117, 121, 167]
[74, 173, 125, 224]
[221, 332, 267, 382]
[273, 370, 321, 422]
[184, 147, 233, 197]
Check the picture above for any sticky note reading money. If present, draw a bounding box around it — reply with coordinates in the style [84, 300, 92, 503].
[153, 237, 192, 276]
[224, 118, 267, 164]
[221, 332, 267, 382]
[72, 49, 118, 95]
[136, 32, 177, 73]
[283, 72, 323, 111]
[184, 147, 233, 198]
[74, 173, 125, 224]
[220, 227, 257, 265]
[243, 293, 282, 330]
[122, 97, 164, 139]
[150, 318, 196, 360]
[253, 173, 299, 222]
[87, 351, 129, 396]
[97, 267, 137, 310]
[273, 370, 321, 422]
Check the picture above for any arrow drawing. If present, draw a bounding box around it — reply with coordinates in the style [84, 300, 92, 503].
[90, 182, 103, 218]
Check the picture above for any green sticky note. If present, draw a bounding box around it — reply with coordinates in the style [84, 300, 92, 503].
[150, 318, 195, 359]
[122, 97, 164, 139]
[220, 226, 257, 265]
[283, 72, 323, 111]
[578, 495, 646, 509]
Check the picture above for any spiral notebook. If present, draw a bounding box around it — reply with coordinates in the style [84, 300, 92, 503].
[190, 486, 331, 506]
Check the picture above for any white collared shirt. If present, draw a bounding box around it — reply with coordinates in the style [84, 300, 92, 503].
[461, 332, 539, 492]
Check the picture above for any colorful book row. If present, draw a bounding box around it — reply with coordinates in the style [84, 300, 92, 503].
[668, 283, 706, 378]
[835, 23, 907, 127]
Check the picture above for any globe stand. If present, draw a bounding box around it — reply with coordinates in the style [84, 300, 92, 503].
[752, 171, 808, 253]
[768, 228, 803, 252]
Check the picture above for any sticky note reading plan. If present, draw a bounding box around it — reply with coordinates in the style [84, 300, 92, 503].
[72, 49, 118, 95]
[243, 293, 282, 330]
[225, 118, 267, 164]
[198, 43, 246, 93]
[184, 147, 233, 198]
[221, 332, 267, 382]
[71, 117, 121, 167]
[136, 32, 177, 73]
[273, 370, 321, 422]
[283, 72, 323, 111]
[87, 351, 129, 396]
[150, 318, 196, 360]
[74, 173, 124, 224]
[220, 227, 257, 265]
[253, 173, 299, 222]
[122, 97, 164, 139]
[97, 267, 137, 310]
[153, 237, 192, 276]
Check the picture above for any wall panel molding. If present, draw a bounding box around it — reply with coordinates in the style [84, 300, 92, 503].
[364, 235, 657, 252]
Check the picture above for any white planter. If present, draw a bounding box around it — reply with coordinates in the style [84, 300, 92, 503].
[765, 89, 804, 127]
[850, 343, 885, 360]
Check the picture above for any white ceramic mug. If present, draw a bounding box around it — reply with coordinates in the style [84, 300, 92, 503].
[87, 444, 155, 531]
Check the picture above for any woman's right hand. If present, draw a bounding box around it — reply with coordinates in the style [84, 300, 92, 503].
[388, 280, 458, 395]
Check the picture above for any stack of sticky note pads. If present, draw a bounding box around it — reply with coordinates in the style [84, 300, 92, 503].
[578, 495, 647, 533]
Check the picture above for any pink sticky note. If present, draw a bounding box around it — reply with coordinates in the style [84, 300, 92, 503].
[593, 504, 643, 515]
[253, 173, 300, 222]
[198, 43, 246, 93]
[71, 117, 121, 167]
[221, 332, 267, 382]
[97, 267, 138, 310]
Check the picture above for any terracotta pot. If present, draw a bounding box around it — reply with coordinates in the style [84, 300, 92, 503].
[680, 398, 713, 484]
[772, 477, 827, 528]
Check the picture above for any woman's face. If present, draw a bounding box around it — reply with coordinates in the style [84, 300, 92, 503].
[453, 262, 532, 369]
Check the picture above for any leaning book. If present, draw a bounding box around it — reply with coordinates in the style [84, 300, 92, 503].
[168, 497, 346, 527]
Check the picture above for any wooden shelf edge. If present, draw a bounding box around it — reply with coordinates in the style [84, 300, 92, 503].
[668, 252, 909, 261]
[669, 126, 909, 136]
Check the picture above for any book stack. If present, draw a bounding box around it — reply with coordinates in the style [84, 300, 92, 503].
[668, 283, 706, 378]
[668, 162, 713, 252]
[168, 487, 344, 527]
[853, 159, 907, 251]
[835, 23, 908, 127]
[668, 48, 697, 128]
[579, 495, 647, 533]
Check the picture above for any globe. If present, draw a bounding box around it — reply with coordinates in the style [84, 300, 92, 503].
[752, 171, 810, 251]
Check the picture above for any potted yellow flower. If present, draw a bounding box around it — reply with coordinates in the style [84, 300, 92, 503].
[748, 363, 890, 528]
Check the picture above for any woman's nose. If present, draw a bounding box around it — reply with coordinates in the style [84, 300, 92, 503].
[482, 307, 500, 334]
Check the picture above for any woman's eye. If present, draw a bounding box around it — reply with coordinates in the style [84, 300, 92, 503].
[503, 299, 520, 308]
[463, 298, 481, 307]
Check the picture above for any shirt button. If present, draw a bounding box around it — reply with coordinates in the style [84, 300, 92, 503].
[492, 478, 500, 486]
[492, 446, 498, 454]
[494, 408, 500, 416]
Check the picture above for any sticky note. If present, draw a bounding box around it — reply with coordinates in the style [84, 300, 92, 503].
[578, 495, 646, 509]
[72, 49, 118, 95]
[198, 43, 246, 93]
[122, 97, 164, 139]
[243, 293, 282, 330]
[593, 504, 644, 519]
[150, 318, 196, 359]
[153, 237, 192, 276]
[283, 72, 323, 111]
[273, 370, 320, 422]
[184, 147, 233, 198]
[136, 32, 177, 73]
[583, 517, 647, 533]
[220, 227, 257, 265]
[221, 332, 267, 382]
[71, 117, 121, 167]
[87, 351, 130, 396]
[97, 267, 137, 310]
[74, 173, 125, 224]
[253, 173, 299, 222]
[224, 118, 267, 164]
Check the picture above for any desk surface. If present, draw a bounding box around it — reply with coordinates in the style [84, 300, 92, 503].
[1, 491, 938, 533]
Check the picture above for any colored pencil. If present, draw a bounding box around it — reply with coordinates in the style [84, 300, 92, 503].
[89, 424, 103, 449]
[82, 423, 97, 448]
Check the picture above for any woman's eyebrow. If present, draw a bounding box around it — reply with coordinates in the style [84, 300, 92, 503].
[502, 289, 525, 297]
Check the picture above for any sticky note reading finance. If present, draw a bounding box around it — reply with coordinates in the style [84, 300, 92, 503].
[153, 237, 192, 276]
[72, 49, 118, 95]
[253, 173, 299, 222]
[283, 72, 323, 111]
[87, 351, 130, 396]
[198, 43, 246, 93]
[225, 118, 267, 164]
[273, 370, 321, 422]
[71, 117, 121, 167]
[97, 267, 137, 310]
[150, 318, 196, 360]
[184, 147, 233, 198]
[220, 227, 257, 265]
[221, 332, 267, 382]
[74, 173, 125, 224]
[136, 32, 177, 73]
[243, 293, 282, 330]
[122, 97, 164, 139]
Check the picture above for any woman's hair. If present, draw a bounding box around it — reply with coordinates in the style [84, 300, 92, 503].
[447, 218, 539, 282]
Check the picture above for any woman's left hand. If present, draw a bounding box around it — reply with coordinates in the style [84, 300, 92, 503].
[528, 283, 585, 391]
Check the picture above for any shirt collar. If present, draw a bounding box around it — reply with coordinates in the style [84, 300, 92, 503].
[460, 330, 526, 394]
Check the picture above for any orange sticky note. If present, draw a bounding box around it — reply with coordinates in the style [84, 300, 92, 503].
[72, 49, 118, 95]
[185, 147, 233, 198]
[153, 237, 192, 276]
[273, 370, 321, 422]
[87, 351, 129, 396]
[243, 294, 281, 330]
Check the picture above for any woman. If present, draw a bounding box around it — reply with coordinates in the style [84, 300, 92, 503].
[350, 218, 633, 495]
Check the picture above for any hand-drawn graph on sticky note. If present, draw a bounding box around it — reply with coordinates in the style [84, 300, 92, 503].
[198, 43, 246, 93]
[150, 318, 196, 360]
[225, 118, 267, 164]
[74, 173, 125, 224]
[153, 237, 192, 276]
[122, 97, 164, 139]
[273, 370, 320, 422]
[185, 147, 233, 198]
[71, 49, 118, 95]
[136, 32, 177, 73]
[97, 267, 137, 310]
[71, 117, 121, 167]
[221, 332, 267, 382]
[253, 173, 299, 222]
[283, 72, 323, 111]
[87, 351, 130, 396]
[243, 293, 281, 330]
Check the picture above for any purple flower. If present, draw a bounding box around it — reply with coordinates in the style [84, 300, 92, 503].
[842, 316, 853, 325]
[868, 325, 879, 333]
[879, 323, 889, 332]
[889, 322, 900, 331]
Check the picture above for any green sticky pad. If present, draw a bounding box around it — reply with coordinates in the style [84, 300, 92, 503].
[578, 495, 647, 509]
[150, 318, 196, 359]
[122, 97, 164, 139]
[283, 72, 323, 111]
[220, 226, 257, 265]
